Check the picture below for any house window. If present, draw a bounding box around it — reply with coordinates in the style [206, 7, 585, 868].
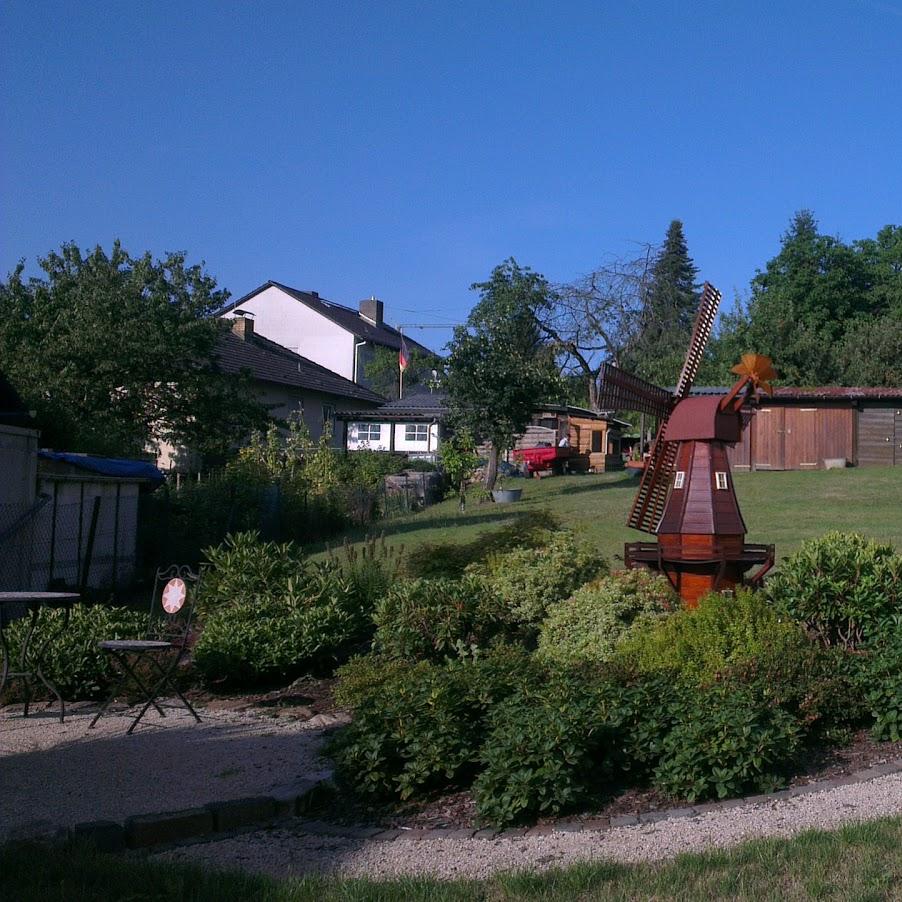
[715, 471, 728, 490]
[405, 423, 428, 442]
[356, 423, 382, 442]
[591, 430, 603, 453]
[674, 471, 685, 489]
[322, 404, 335, 427]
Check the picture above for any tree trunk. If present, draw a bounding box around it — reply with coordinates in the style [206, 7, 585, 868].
[483, 445, 499, 491]
[588, 374, 599, 411]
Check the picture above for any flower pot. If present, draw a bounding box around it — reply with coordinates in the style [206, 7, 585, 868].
[824, 457, 847, 470]
[491, 488, 523, 503]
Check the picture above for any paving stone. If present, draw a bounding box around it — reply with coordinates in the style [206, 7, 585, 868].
[427, 828, 476, 839]
[639, 810, 674, 824]
[342, 826, 384, 839]
[552, 821, 583, 833]
[126, 808, 214, 848]
[472, 828, 500, 839]
[787, 783, 820, 797]
[297, 819, 346, 836]
[72, 820, 126, 852]
[610, 815, 639, 828]
[692, 801, 724, 814]
[716, 798, 748, 810]
[206, 796, 276, 832]
[499, 827, 529, 838]
[742, 793, 776, 806]
[396, 827, 433, 840]
[580, 817, 611, 832]
[370, 829, 401, 841]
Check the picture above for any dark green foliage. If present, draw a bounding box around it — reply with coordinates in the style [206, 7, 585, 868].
[765, 532, 902, 649]
[0, 604, 148, 701]
[372, 576, 505, 661]
[473, 670, 615, 825]
[613, 589, 804, 684]
[0, 242, 267, 457]
[537, 570, 676, 665]
[362, 343, 442, 400]
[652, 686, 803, 802]
[859, 643, 902, 742]
[473, 530, 608, 625]
[403, 510, 560, 578]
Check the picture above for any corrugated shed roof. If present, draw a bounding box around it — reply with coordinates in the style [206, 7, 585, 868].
[216, 331, 385, 404]
[221, 281, 435, 355]
[683, 386, 902, 401]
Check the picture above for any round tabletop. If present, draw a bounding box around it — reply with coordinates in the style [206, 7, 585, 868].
[0, 592, 80, 604]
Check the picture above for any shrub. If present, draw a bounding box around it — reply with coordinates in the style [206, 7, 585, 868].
[330, 645, 544, 801]
[473, 530, 608, 625]
[1, 604, 148, 701]
[537, 570, 676, 665]
[372, 576, 506, 661]
[403, 510, 560, 579]
[196, 531, 305, 615]
[193, 563, 369, 688]
[652, 685, 803, 802]
[859, 644, 902, 741]
[325, 534, 404, 605]
[472, 669, 615, 826]
[613, 589, 806, 685]
[765, 532, 902, 649]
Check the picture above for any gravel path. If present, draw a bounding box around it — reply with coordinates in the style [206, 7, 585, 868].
[0, 703, 334, 833]
[159, 772, 902, 881]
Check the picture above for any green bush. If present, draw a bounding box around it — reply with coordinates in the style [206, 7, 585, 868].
[196, 531, 305, 615]
[613, 589, 806, 685]
[473, 530, 608, 625]
[859, 644, 902, 741]
[537, 570, 676, 666]
[765, 532, 902, 649]
[652, 685, 803, 802]
[1, 603, 148, 701]
[372, 576, 506, 661]
[330, 646, 543, 801]
[403, 510, 560, 579]
[193, 562, 369, 688]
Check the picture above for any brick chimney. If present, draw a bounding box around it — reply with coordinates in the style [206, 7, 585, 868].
[359, 296, 383, 326]
[231, 311, 255, 340]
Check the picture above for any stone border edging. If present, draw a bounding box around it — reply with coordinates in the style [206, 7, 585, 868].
[5, 758, 902, 853]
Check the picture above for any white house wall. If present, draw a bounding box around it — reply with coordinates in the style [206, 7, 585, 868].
[223, 285, 356, 379]
[347, 422, 440, 454]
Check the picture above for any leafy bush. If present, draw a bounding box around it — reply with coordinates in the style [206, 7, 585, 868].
[193, 562, 369, 688]
[537, 570, 676, 666]
[325, 534, 404, 605]
[372, 576, 506, 661]
[330, 646, 543, 801]
[613, 589, 806, 685]
[403, 510, 560, 579]
[473, 530, 608, 625]
[1, 604, 148, 701]
[765, 532, 902, 649]
[859, 644, 902, 741]
[196, 531, 305, 615]
[652, 685, 803, 802]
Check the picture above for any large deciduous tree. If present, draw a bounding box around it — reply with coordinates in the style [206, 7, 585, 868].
[0, 241, 268, 459]
[445, 259, 559, 490]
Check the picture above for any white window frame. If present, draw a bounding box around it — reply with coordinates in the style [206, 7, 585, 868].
[356, 423, 382, 442]
[673, 471, 685, 489]
[715, 471, 728, 490]
[405, 423, 428, 442]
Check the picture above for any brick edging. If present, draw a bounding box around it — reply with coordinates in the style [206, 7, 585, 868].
[5, 758, 902, 852]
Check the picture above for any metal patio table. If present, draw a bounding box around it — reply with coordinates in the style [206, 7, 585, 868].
[0, 592, 79, 723]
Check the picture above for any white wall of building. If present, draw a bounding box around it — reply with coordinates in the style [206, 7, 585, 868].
[347, 421, 440, 455]
[223, 285, 356, 379]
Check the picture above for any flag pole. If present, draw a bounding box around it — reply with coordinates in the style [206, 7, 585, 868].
[399, 328, 404, 400]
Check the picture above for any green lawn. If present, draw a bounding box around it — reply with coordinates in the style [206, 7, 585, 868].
[332, 467, 902, 565]
[3, 817, 901, 901]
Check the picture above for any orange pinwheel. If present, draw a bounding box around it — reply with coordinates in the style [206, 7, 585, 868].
[731, 353, 777, 395]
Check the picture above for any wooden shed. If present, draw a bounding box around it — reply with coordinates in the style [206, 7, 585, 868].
[718, 387, 902, 470]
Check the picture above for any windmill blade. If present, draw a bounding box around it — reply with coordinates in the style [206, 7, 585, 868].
[597, 363, 672, 418]
[674, 282, 722, 399]
[627, 426, 678, 534]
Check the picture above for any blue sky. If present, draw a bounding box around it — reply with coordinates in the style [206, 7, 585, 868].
[2, 1, 900, 353]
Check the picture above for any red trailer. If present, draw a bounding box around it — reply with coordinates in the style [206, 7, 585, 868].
[514, 446, 573, 477]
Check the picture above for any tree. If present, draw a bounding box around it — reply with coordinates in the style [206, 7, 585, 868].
[0, 241, 268, 459]
[363, 344, 442, 400]
[445, 259, 560, 490]
[624, 220, 700, 386]
[537, 248, 654, 409]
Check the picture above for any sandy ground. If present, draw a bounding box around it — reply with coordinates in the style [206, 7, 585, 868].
[159, 772, 902, 881]
[0, 702, 332, 835]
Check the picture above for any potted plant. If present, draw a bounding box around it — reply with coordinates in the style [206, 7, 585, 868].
[490, 465, 523, 503]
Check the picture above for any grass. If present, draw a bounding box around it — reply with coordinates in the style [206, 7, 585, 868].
[3, 816, 901, 901]
[329, 466, 902, 566]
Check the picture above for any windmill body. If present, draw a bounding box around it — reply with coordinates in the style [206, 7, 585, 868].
[598, 285, 775, 607]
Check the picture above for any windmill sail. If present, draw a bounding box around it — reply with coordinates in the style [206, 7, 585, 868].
[674, 282, 722, 400]
[597, 363, 671, 418]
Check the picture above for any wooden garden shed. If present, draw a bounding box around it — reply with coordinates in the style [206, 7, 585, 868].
[721, 387, 902, 470]
[515, 406, 628, 472]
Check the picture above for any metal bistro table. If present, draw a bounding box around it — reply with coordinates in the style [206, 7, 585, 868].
[0, 592, 79, 723]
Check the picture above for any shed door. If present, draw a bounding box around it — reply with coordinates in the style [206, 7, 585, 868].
[785, 408, 818, 469]
[754, 407, 784, 469]
[858, 407, 896, 467]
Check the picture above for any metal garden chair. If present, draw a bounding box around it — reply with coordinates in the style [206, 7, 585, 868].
[89, 565, 202, 735]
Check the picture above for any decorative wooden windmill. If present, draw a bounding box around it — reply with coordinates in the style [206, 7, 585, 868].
[598, 283, 776, 607]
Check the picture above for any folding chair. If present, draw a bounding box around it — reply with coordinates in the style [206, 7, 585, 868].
[89, 565, 202, 735]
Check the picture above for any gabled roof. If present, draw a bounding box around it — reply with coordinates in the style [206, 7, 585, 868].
[337, 389, 448, 421]
[216, 330, 385, 404]
[682, 386, 902, 401]
[221, 281, 434, 355]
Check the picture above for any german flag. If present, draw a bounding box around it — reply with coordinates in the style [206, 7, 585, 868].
[399, 335, 410, 373]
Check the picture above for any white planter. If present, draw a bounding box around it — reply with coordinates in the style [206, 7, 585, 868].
[823, 458, 847, 470]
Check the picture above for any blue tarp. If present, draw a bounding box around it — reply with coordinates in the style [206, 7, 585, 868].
[38, 450, 165, 484]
